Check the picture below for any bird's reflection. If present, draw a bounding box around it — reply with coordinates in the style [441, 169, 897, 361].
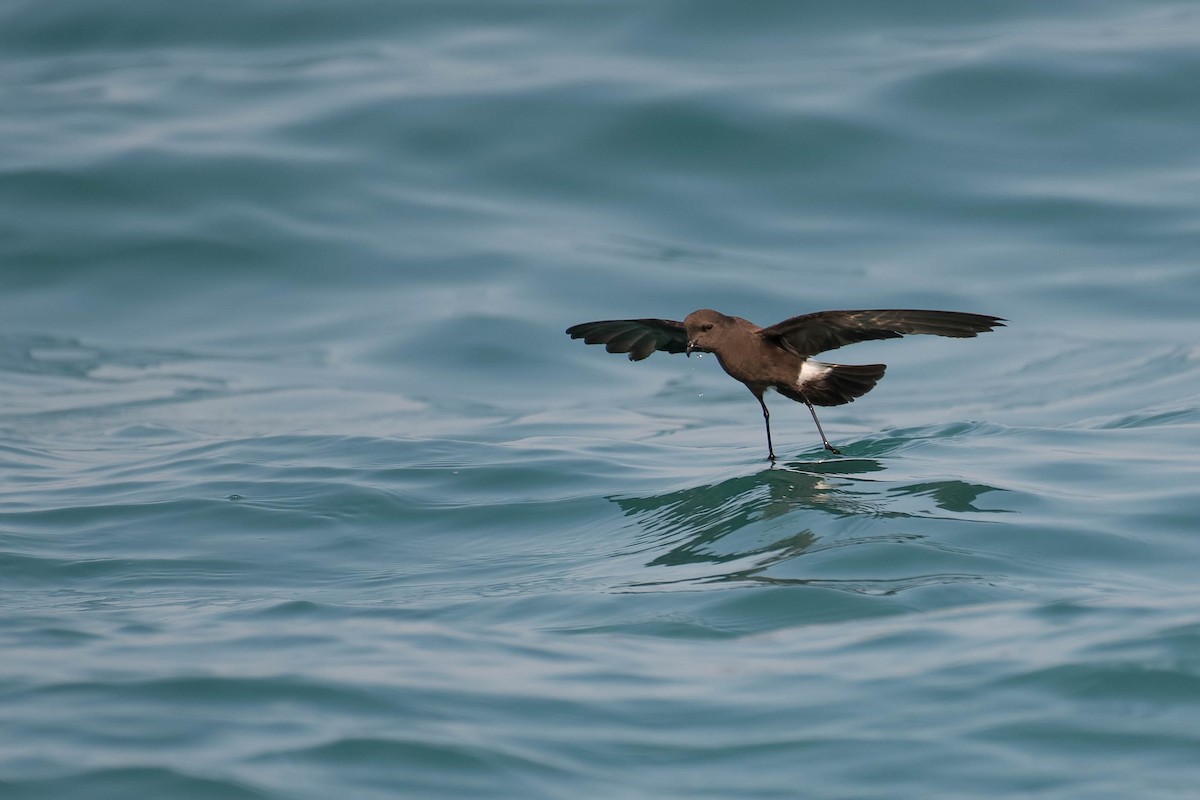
[612, 459, 886, 567]
[886, 480, 1013, 513]
[611, 458, 1009, 588]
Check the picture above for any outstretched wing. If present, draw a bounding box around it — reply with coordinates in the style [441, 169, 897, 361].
[759, 309, 1005, 357]
[566, 318, 688, 361]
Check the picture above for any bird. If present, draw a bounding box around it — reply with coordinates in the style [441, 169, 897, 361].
[566, 308, 1004, 461]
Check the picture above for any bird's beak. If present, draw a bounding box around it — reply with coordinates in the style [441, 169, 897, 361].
[686, 340, 694, 357]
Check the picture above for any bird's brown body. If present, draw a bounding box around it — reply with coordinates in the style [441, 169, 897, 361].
[567, 308, 1004, 460]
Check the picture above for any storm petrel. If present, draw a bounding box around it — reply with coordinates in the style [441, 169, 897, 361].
[566, 308, 1004, 460]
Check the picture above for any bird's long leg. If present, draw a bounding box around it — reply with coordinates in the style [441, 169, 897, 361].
[755, 393, 777, 462]
[802, 398, 842, 455]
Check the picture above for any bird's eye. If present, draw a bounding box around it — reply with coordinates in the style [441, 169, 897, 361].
[702, 323, 714, 332]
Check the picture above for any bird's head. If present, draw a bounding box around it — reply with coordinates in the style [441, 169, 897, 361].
[683, 309, 732, 356]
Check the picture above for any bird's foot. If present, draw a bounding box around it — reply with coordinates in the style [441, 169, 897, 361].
[823, 443, 842, 456]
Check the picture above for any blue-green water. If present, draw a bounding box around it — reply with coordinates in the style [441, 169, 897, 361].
[3, 1, 1200, 797]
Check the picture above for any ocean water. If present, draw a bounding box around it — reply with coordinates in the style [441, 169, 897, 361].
[3, 1, 1200, 797]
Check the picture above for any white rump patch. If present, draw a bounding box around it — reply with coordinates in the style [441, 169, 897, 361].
[798, 360, 831, 386]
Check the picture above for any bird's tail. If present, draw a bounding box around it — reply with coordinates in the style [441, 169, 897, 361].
[777, 362, 886, 407]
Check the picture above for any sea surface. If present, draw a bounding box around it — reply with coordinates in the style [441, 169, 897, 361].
[3, 1, 1200, 798]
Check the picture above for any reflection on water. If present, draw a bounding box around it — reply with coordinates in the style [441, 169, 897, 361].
[887, 480, 1014, 513]
[613, 460, 887, 557]
[612, 458, 1010, 593]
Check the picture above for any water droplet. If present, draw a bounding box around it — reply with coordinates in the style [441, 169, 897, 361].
[227, 494, 243, 501]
